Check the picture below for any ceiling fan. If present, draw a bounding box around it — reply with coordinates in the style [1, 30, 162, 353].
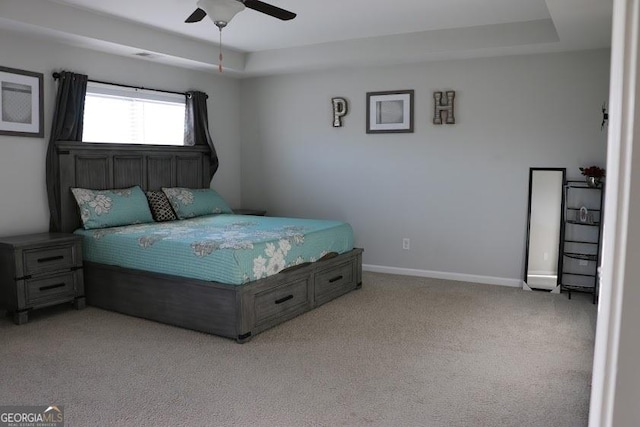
[185, 0, 296, 72]
[185, 0, 296, 27]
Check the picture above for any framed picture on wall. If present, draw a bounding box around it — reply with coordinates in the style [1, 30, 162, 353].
[366, 90, 414, 134]
[0, 66, 44, 137]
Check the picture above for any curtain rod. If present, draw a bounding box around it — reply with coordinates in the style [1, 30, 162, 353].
[52, 72, 192, 98]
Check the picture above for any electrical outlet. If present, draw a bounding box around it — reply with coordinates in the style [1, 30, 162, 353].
[402, 238, 410, 250]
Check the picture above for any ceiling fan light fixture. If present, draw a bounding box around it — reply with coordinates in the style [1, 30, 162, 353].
[197, 0, 245, 28]
[196, 0, 245, 73]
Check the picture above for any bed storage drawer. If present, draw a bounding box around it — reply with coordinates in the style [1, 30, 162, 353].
[23, 244, 78, 276]
[254, 277, 310, 326]
[314, 260, 356, 305]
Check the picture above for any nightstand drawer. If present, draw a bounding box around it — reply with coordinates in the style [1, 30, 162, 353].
[25, 271, 78, 304]
[23, 244, 77, 277]
[254, 278, 309, 325]
[315, 261, 355, 305]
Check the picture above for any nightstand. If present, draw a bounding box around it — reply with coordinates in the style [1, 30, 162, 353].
[233, 209, 267, 216]
[0, 233, 85, 325]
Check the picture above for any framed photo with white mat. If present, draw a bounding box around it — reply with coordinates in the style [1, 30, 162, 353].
[366, 90, 414, 134]
[0, 66, 44, 138]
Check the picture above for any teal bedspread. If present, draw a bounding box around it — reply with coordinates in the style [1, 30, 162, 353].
[74, 215, 354, 285]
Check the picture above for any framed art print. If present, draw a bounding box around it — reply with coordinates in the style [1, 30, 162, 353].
[0, 66, 44, 137]
[366, 90, 414, 134]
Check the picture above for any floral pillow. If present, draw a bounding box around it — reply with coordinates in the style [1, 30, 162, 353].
[161, 187, 233, 219]
[71, 186, 155, 230]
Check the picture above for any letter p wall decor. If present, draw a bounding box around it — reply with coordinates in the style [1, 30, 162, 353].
[433, 90, 455, 125]
[332, 97, 348, 127]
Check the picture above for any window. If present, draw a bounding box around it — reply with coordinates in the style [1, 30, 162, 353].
[82, 82, 186, 145]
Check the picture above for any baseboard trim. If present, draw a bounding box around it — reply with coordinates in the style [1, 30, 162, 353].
[362, 264, 522, 288]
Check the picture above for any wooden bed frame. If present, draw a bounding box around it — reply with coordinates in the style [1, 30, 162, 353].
[55, 141, 363, 342]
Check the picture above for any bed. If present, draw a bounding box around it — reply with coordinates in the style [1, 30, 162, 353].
[55, 141, 363, 342]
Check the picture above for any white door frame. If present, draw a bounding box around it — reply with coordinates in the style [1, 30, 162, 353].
[589, 0, 640, 425]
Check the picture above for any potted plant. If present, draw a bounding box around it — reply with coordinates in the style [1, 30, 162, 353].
[580, 165, 606, 187]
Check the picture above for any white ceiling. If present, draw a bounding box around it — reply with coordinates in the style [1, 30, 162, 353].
[49, 0, 554, 52]
[0, 0, 612, 76]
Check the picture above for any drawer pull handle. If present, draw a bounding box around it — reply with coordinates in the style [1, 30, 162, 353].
[329, 275, 343, 283]
[275, 295, 294, 305]
[40, 283, 66, 291]
[37, 255, 64, 263]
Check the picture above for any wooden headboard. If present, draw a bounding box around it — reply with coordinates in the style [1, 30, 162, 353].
[56, 141, 211, 233]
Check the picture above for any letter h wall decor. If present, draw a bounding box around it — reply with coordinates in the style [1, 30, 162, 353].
[433, 90, 455, 125]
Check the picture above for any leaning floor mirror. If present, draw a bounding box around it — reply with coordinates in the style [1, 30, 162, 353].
[523, 168, 566, 292]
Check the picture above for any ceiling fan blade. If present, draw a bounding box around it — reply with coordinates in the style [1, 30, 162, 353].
[243, 0, 296, 20]
[185, 8, 207, 23]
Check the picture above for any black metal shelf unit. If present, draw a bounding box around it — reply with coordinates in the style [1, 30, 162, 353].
[560, 180, 604, 303]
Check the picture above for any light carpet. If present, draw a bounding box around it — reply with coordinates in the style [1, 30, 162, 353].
[0, 272, 596, 426]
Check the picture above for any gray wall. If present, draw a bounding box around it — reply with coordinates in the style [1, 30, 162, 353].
[0, 31, 242, 236]
[240, 50, 610, 285]
[0, 31, 609, 286]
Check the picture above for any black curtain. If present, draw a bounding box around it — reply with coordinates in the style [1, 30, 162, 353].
[185, 91, 219, 178]
[46, 71, 88, 232]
